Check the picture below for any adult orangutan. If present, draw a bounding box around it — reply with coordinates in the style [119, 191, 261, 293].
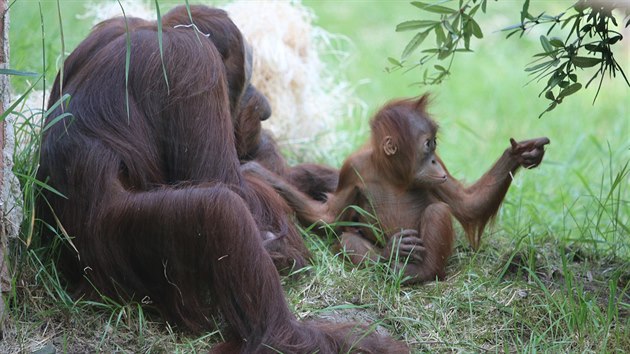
[244, 95, 549, 283]
[36, 5, 407, 353]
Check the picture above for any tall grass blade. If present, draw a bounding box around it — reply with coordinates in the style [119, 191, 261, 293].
[154, 0, 170, 93]
[39, 2, 47, 108]
[0, 77, 42, 122]
[117, 0, 132, 123]
[184, 0, 202, 44]
[0, 69, 38, 77]
[56, 0, 65, 105]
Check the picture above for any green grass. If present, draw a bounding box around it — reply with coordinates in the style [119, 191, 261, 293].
[4, 0, 629, 353]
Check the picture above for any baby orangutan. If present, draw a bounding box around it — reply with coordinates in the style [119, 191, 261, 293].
[244, 95, 549, 283]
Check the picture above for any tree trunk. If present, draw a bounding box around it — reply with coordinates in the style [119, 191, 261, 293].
[0, 0, 8, 335]
[0, 0, 23, 336]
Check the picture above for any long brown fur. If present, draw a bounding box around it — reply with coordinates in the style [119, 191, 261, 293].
[37, 5, 407, 353]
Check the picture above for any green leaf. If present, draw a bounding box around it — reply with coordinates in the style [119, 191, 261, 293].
[434, 64, 447, 72]
[118, 0, 132, 122]
[0, 79, 40, 122]
[502, 23, 524, 32]
[469, 18, 483, 38]
[0, 68, 39, 77]
[525, 59, 554, 72]
[571, 56, 602, 68]
[606, 35, 622, 45]
[558, 82, 582, 98]
[520, 0, 531, 23]
[396, 20, 439, 32]
[538, 101, 557, 118]
[43, 112, 74, 132]
[411, 1, 456, 14]
[569, 73, 577, 82]
[435, 25, 446, 46]
[610, 14, 618, 27]
[546, 73, 564, 90]
[584, 44, 602, 52]
[464, 31, 471, 50]
[532, 52, 550, 58]
[44, 93, 72, 119]
[506, 29, 520, 39]
[14, 172, 67, 199]
[387, 57, 403, 66]
[540, 35, 554, 53]
[437, 48, 451, 60]
[544, 90, 555, 100]
[469, 4, 481, 17]
[402, 30, 430, 59]
[451, 14, 461, 33]
[549, 37, 564, 48]
[443, 20, 457, 35]
[155, 0, 170, 93]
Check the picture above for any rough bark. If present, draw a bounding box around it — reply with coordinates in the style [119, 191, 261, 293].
[1, 0, 24, 336]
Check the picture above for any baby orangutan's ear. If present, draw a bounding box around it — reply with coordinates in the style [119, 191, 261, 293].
[382, 136, 398, 156]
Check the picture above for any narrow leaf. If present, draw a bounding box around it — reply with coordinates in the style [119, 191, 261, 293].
[521, 0, 531, 23]
[56, 0, 65, 100]
[606, 35, 622, 45]
[15, 172, 67, 199]
[585, 44, 602, 52]
[525, 59, 554, 72]
[0, 76, 42, 122]
[434, 64, 447, 72]
[469, 4, 481, 17]
[396, 20, 438, 32]
[558, 82, 582, 98]
[435, 25, 446, 46]
[0, 68, 39, 77]
[469, 18, 483, 38]
[44, 93, 72, 119]
[387, 57, 402, 66]
[155, 0, 170, 93]
[540, 35, 553, 53]
[549, 38, 564, 48]
[546, 73, 564, 90]
[118, 0, 132, 123]
[571, 56, 602, 68]
[544, 90, 555, 100]
[411, 1, 456, 14]
[538, 101, 557, 118]
[502, 23, 524, 32]
[437, 49, 451, 60]
[43, 112, 73, 132]
[464, 31, 471, 50]
[443, 20, 457, 35]
[402, 30, 430, 59]
[506, 29, 520, 39]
